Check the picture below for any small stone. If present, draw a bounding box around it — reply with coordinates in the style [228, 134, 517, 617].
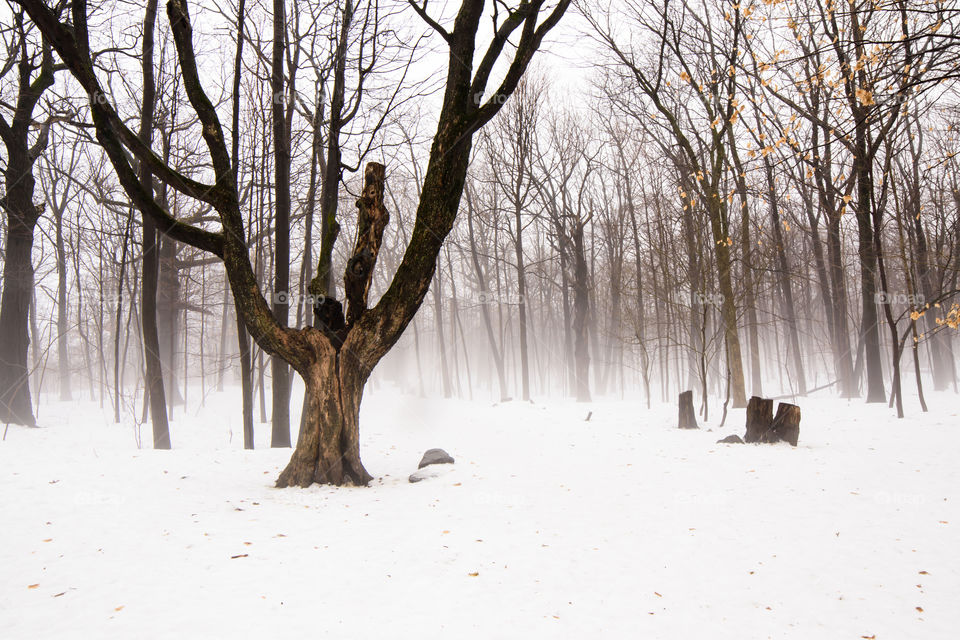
[716, 434, 744, 444]
[418, 448, 454, 469]
[408, 466, 449, 484]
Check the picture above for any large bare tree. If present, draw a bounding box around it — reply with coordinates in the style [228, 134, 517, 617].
[16, 0, 569, 485]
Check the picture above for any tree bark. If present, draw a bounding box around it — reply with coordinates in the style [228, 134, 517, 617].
[0, 11, 55, 426]
[269, 0, 292, 447]
[744, 396, 773, 443]
[678, 390, 697, 429]
[138, 0, 171, 448]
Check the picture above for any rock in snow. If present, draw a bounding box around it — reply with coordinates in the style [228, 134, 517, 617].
[716, 434, 744, 444]
[408, 464, 454, 484]
[418, 448, 454, 469]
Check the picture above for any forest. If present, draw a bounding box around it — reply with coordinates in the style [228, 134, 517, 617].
[2, 0, 960, 635]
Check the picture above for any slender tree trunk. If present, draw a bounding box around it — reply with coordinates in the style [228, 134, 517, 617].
[572, 224, 591, 402]
[765, 159, 807, 394]
[270, 0, 291, 447]
[853, 126, 885, 402]
[138, 0, 170, 448]
[514, 200, 531, 401]
[231, 0, 254, 448]
[54, 198, 72, 401]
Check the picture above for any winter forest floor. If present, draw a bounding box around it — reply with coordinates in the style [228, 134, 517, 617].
[1, 384, 958, 639]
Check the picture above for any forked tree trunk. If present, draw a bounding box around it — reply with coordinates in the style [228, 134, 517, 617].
[276, 337, 371, 487]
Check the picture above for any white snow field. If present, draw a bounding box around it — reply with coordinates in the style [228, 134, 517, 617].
[2, 385, 958, 639]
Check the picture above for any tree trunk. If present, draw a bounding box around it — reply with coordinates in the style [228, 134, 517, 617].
[678, 390, 698, 429]
[744, 396, 773, 443]
[514, 200, 531, 401]
[572, 224, 591, 402]
[765, 159, 807, 395]
[0, 33, 53, 426]
[853, 126, 885, 403]
[138, 0, 170, 449]
[0, 221, 37, 426]
[270, 0, 291, 448]
[54, 198, 72, 401]
[276, 339, 371, 487]
[766, 402, 800, 447]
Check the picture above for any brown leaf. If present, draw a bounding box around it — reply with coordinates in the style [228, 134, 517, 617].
[468, 572, 479, 577]
[231, 554, 248, 559]
[919, 570, 929, 575]
[27, 584, 39, 589]
[114, 606, 124, 612]
[916, 606, 924, 612]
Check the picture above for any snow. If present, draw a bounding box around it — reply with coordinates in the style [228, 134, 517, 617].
[2, 386, 958, 638]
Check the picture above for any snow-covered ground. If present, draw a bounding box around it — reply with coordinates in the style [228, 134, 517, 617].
[2, 384, 958, 638]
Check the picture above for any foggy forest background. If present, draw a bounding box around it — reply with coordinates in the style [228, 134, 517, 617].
[2, 0, 959, 447]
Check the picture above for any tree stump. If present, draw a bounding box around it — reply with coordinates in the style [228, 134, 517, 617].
[767, 403, 801, 446]
[743, 396, 773, 443]
[678, 390, 698, 429]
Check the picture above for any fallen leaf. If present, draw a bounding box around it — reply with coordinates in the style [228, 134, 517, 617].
[654, 592, 662, 597]
[919, 570, 929, 575]
[114, 606, 124, 612]
[27, 584, 39, 589]
[468, 572, 479, 577]
[916, 606, 924, 612]
[52, 592, 65, 598]
[42, 538, 52, 543]
[244, 542, 252, 546]
[231, 554, 248, 559]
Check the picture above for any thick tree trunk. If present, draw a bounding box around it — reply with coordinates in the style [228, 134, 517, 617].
[766, 402, 800, 447]
[276, 338, 371, 487]
[678, 390, 698, 429]
[0, 11, 54, 427]
[744, 396, 773, 443]
[0, 223, 37, 426]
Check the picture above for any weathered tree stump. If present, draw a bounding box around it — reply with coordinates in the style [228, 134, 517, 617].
[765, 403, 801, 446]
[743, 396, 773, 443]
[678, 390, 698, 429]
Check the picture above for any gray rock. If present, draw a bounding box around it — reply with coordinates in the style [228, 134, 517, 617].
[408, 465, 451, 484]
[716, 434, 744, 444]
[418, 448, 454, 469]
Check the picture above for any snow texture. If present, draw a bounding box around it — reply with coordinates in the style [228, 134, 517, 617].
[2, 386, 958, 638]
